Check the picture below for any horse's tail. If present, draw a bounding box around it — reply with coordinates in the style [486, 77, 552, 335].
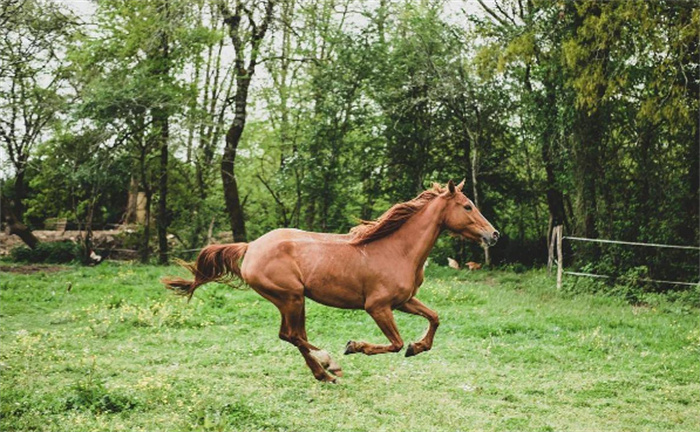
[162, 243, 249, 299]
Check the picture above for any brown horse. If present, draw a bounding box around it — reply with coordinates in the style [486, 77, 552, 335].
[163, 180, 498, 382]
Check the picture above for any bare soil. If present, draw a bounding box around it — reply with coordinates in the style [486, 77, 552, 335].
[0, 264, 68, 274]
[0, 229, 124, 256]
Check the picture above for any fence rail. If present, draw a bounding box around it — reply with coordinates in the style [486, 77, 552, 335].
[563, 271, 699, 287]
[555, 231, 700, 289]
[95, 247, 204, 255]
[563, 236, 700, 251]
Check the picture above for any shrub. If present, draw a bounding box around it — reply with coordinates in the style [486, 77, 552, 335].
[10, 241, 80, 264]
[64, 378, 138, 414]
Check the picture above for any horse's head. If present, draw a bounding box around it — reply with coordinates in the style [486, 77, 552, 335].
[440, 179, 499, 247]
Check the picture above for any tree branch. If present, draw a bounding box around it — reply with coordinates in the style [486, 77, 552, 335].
[476, 0, 509, 27]
[258, 55, 319, 65]
[256, 173, 289, 226]
[494, 0, 517, 26]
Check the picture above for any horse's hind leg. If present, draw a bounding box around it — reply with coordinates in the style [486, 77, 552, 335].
[274, 294, 342, 382]
[397, 297, 439, 357]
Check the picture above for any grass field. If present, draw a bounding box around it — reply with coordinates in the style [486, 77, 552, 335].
[1, 262, 698, 431]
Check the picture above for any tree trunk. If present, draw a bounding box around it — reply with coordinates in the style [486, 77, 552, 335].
[141, 191, 152, 264]
[470, 131, 490, 266]
[680, 6, 699, 242]
[80, 198, 96, 264]
[541, 95, 565, 228]
[8, 218, 39, 249]
[219, 0, 276, 242]
[305, 197, 316, 231]
[136, 120, 152, 264]
[222, 108, 248, 242]
[547, 214, 555, 274]
[13, 167, 27, 220]
[156, 110, 169, 264]
[568, 2, 608, 242]
[461, 130, 471, 199]
[124, 175, 139, 224]
[573, 109, 603, 240]
[1, 194, 39, 249]
[153, 0, 170, 265]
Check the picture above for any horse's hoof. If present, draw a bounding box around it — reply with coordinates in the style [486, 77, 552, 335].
[405, 343, 417, 357]
[344, 340, 356, 355]
[314, 373, 337, 383]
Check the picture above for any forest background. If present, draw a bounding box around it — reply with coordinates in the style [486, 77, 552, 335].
[1, 0, 698, 291]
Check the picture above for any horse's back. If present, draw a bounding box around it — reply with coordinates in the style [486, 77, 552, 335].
[241, 228, 367, 308]
[247, 228, 352, 252]
[241, 228, 353, 281]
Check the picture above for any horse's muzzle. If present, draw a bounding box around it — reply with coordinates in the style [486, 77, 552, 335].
[482, 230, 499, 247]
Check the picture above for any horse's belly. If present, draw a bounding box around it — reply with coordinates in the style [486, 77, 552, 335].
[294, 244, 367, 309]
[304, 284, 365, 310]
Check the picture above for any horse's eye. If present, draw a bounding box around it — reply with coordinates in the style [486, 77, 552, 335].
[465, 205, 472, 212]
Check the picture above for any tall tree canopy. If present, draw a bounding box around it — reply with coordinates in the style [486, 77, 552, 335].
[1, 0, 697, 289]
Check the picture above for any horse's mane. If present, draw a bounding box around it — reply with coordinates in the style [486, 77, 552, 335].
[349, 184, 444, 245]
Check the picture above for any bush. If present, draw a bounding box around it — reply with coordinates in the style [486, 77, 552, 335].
[64, 378, 138, 414]
[10, 241, 80, 264]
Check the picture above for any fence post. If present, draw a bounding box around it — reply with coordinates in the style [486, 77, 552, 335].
[556, 225, 563, 289]
[548, 225, 556, 275]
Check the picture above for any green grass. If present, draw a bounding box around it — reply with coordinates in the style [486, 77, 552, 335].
[1, 262, 698, 431]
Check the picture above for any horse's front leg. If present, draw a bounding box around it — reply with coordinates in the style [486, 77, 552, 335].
[397, 297, 439, 357]
[344, 303, 404, 355]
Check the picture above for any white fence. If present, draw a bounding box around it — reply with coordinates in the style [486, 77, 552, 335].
[554, 232, 700, 289]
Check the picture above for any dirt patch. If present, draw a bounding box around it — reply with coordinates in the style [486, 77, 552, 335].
[0, 265, 69, 274]
[0, 229, 126, 254]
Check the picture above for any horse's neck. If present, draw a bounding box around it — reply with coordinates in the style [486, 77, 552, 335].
[386, 198, 444, 270]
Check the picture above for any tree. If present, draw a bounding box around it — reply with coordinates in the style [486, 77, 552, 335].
[27, 128, 126, 262]
[0, 0, 76, 241]
[473, 0, 568, 262]
[150, 0, 173, 265]
[219, 0, 276, 242]
[180, 1, 236, 249]
[71, 0, 210, 262]
[472, 0, 699, 279]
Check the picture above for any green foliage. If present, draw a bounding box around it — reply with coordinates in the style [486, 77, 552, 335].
[470, 0, 698, 284]
[0, 0, 79, 223]
[24, 130, 131, 229]
[2, 0, 697, 287]
[10, 241, 80, 264]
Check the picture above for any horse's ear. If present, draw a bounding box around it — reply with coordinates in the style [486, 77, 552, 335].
[456, 178, 466, 191]
[447, 179, 456, 195]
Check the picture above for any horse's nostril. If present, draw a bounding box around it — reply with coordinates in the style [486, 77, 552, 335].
[493, 231, 499, 240]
